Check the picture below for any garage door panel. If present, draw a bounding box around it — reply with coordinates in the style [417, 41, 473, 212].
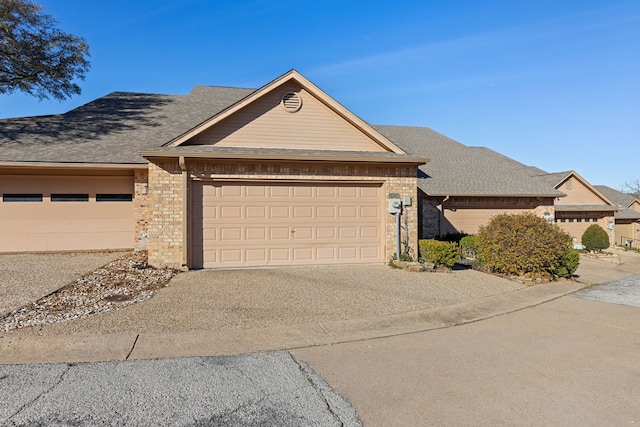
[361, 226, 379, 239]
[338, 227, 358, 239]
[220, 227, 242, 241]
[192, 182, 383, 268]
[220, 206, 242, 219]
[317, 227, 335, 239]
[246, 206, 266, 218]
[339, 187, 357, 198]
[293, 206, 313, 218]
[338, 206, 357, 218]
[292, 227, 313, 239]
[246, 228, 267, 240]
[270, 227, 290, 239]
[360, 206, 379, 218]
[317, 248, 336, 259]
[293, 187, 313, 198]
[316, 206, 336, 218]
[293, 247, 313, 261]
[317, 187, 336, 197]
[339, 247, 358, 259]
[0, 175, 134, 252]
[360, 247, 380, 259]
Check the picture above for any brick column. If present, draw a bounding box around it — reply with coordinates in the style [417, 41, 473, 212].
[147, 160, 185, 268]
[134, 169, 149, 250]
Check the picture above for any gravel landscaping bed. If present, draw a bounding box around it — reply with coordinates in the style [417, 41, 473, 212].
[2, 251, 178, 332]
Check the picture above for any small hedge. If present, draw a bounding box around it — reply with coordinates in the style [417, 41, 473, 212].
[459, 235, 478, 259]
[477, 212, 576, 278]
[581, 224, 610, 252]
[556, 248, 581, 278]
[419, 239, 459, 268]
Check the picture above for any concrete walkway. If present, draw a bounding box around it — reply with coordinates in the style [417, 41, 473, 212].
[1, 250, 638, 365]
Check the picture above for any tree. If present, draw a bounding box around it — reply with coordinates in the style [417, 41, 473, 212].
[0, 0, 90, 100]
[581, 224, 610, 252]
[621, 179, 640, 199]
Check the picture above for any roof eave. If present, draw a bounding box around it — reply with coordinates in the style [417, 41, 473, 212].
[140, 150, 429, 165]
[0, 161, 147, 170]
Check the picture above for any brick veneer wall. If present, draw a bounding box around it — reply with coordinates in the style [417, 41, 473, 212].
[146, 158, 419, 268]
[134, 169, 150, 250]
[148, 160, 185, 267]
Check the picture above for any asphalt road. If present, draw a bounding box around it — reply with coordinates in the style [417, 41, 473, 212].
[574, 273, 640, 307]
[2, 262, 638, 426]
[0, 353, 361, 427]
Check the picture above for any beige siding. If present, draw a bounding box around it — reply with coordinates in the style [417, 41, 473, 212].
[557, 177, 609, 205]
[442, 207, 536, 235]
[191, 181, 383, 268]
[555, 213, 615, 246]
[186, 82, 387, 152]
[0, 174, 135, 252]
[616, 222, 635, 246]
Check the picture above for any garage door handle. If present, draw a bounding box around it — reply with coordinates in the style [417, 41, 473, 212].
[290, 229, 295, 233]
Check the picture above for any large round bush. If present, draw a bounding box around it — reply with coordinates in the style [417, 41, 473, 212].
[581, 224, 610, 252]
[477, 212, 576, 278]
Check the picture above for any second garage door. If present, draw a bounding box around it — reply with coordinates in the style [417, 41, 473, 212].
[191, 181, 383, 268]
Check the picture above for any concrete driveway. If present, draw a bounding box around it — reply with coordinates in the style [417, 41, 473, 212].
[7, 264, 528, 337]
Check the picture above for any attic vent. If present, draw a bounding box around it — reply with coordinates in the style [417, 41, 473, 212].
[281, 92, 302, 113]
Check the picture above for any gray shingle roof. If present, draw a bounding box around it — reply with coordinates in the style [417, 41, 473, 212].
[615, 208, 640, 220]
[0, 87, 585, 201]
[373, 125, 563, 197]
[593, 185, 638, 209]
[0, 86, 255, 164]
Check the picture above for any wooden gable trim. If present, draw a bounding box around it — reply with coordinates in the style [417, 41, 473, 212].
[166, 70, 406, 154]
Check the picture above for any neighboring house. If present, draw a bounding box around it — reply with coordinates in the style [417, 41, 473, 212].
[0, 70, 426, 269]
[594, 185, 640, 247]
[530, 171, 619, 246]
[378, 126, 565, 237]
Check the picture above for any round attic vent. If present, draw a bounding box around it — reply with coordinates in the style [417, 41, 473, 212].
[281, 92, 302, 113]
[566, 178, 573, 190]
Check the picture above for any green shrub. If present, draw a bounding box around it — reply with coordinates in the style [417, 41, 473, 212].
[581, 224, 610, 252]
[476, 212, 575, 278]
[556, 248, 580, 278]
[419, 239, 459, 268]
[459, 235, 478, 259]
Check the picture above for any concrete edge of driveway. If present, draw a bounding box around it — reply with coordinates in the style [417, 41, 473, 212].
[0, 280, 585, 365]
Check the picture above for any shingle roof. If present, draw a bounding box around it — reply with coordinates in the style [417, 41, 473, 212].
[615, 208, 640, 220]
[593, 185, 638, 209]
[0, 86, 255, 164]
[373, 125, 563, 197]
[554, 205, 618, 212]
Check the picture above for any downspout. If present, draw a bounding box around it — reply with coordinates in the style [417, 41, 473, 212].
[396, 210, 402, 258]
[179, 156, 188, 269]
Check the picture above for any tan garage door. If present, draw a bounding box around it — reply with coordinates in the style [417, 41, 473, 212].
[191, 181, 383, 268]
[0, 175, 134, 252]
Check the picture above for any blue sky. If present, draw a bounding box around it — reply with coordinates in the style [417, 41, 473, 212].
[2, 0, 639, 190]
